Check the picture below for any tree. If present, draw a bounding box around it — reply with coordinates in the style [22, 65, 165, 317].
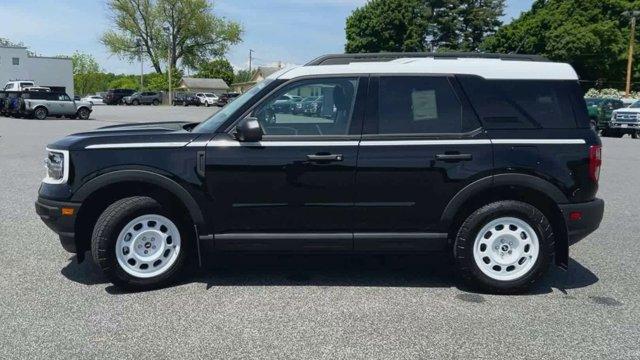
[345, 0, 505, 53]
[481, 0, 631, 83]
[345, 0, 432, 53]
[101, 0, 242, 74]
[234, 69, 254, 84]
[435, 0, 505, 51]
[196, 58, 234, 85]
[146, 69, 182, 91]
[71, 52, 104, 96]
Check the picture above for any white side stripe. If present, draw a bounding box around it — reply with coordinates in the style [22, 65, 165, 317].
[85, 142, 188, 149]
[491, 139, 586, 145]
[207, 140, 359, 147]
[87, 138, 587, 149]
[360, 139, 491, 146]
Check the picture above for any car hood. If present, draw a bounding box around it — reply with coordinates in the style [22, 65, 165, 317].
[612, 107, 640, 114]
[47, 121, 204, 151]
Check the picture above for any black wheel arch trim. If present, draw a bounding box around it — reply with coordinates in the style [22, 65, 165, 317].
[441, 173, 570, 268]
[71, 170, 207, 232]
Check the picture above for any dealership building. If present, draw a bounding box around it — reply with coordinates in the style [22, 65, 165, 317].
[0, 46, 74, 97]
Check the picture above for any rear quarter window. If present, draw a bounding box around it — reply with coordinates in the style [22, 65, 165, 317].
[458, 76, 579, 129]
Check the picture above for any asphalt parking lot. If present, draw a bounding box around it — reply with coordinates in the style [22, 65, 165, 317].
[1, 106, 639, 359]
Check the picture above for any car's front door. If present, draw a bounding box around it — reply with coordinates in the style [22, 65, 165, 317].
[353, 75, 492, 251]
[205, 76, 367, 251]
[51, 93, 75, 115]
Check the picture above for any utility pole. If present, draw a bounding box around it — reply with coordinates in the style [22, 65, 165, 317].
[249, 49, 255, 73]
[624, 11, 640, 96]
[163, 24, 173, 106]
[136, 39, 144, 90]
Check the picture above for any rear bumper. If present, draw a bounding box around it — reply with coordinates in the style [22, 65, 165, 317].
[35, 197, 80, 253]
[559, 198, 604, 246]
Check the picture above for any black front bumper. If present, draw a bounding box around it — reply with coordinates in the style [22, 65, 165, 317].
[559, 198, 605, 246]
[35, 197, 81, 253]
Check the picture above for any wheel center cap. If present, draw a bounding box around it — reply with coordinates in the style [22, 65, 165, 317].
[145, 242, 152, 249]
[501, 244, 509, 252]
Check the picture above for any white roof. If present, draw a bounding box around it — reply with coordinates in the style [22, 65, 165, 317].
[276, 58, 578, 81]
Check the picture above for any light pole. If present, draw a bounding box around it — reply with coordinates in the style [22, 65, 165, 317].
[163, 25, 172, 106]
[135, 39, 144, 90]
[623, 11, 640, 96]
[249, 49, 254, 73]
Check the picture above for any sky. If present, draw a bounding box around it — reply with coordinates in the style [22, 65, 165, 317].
[0, 0, 535, 74]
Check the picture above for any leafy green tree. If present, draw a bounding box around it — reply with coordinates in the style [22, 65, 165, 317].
[146, 69, 182, 91]
[108, 76, 140, 90]
[71, 52, 104, 96]
[196, 58, 234, 85]
[438, 0, 505, 51]
[102, 0, 242, 74]
[345, 0, 432, 53]
[234, 69, 254, 84]
[345, 0, 505, 53]
[481, 0, 632, 83]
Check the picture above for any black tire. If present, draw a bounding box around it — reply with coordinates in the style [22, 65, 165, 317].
[133, 99, 140, 106]
[91, 196, 191, 290]
[34, 107, 48, 120]
[152, 99, 160, 106]
[633, 131, 639, 139]
[77, 107, 90, 120]
[453, 200, 554, 294]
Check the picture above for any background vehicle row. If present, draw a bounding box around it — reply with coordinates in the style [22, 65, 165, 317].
[0, 90, 92, 120]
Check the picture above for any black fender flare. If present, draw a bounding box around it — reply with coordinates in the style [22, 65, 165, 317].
[72, 170, 206, 231]
[441, 173, 570, 268]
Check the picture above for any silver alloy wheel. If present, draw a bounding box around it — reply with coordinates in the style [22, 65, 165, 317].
[472, 217, 540, 281]
[115, 214, 181, 278]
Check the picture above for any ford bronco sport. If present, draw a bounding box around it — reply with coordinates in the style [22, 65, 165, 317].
[36, 53, 604, 293]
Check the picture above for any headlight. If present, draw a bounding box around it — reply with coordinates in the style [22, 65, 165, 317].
[43, 149, 69, 184]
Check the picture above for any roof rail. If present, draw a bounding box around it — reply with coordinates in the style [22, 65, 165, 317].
[305, 52, 549, 66]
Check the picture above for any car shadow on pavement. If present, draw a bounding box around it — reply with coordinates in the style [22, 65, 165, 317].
[60, 253, 598, 296]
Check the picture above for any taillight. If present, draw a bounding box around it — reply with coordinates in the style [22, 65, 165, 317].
[589, 145, 602, 182]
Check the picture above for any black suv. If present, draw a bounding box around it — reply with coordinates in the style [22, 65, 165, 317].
[104, 89, 136, 105]
[36, 53, 604, 293]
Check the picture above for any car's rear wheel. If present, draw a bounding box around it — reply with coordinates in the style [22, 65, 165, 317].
[91, 196, 189, 290]
[34, 107, 48, 120]
[77, 108, 90, 120]
[454, 200, 554, 294]
[152, 99, 160, 106]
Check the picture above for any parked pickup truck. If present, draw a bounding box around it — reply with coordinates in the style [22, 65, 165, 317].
[585, 98, 624, 131]
[24, 92, 92, 120]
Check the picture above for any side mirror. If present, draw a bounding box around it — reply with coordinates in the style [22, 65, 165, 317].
[235, 117, 263, 142]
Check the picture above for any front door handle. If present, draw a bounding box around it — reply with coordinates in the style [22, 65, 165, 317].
[307, 154, 343, 162]
[435, 153, 473, 162]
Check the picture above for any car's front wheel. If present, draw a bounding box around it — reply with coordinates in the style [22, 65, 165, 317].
[91, 196, 189, 290]
[77, 108, 90, 120]
[454, 200, 554, 294]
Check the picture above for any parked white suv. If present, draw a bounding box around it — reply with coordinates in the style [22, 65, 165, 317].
[195, 93, 218, 107]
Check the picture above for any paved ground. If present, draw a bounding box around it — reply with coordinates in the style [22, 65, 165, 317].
[1, 106, 639, 359]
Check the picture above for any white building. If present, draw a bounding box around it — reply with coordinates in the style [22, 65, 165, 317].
[0, 46, 74, 97]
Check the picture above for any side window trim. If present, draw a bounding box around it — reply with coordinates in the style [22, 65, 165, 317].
[226, 75, 369, 139]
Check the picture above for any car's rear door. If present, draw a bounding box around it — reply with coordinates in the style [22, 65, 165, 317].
[353, 75, 492, 251]
[205, 76, 368, 251]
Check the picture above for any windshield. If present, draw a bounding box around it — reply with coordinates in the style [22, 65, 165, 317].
[585, 98, 603, 106]
[193, 79, 274, 133]
[629, 101, 640, 108]
[205, 93, 215, 97]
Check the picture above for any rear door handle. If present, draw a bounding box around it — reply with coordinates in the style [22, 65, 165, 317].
[435, 153, 473, 162]
[307, 154, 343, 162]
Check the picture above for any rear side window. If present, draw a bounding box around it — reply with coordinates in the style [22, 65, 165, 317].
[458, 77, 577, 129]
[378, 76, 474, 134]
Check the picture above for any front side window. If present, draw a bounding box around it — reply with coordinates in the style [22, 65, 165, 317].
[57, 94, 71, 101]
[378, 76, 466, 134]
[249, 78, 359, 136]
[12, 57, 20, 65]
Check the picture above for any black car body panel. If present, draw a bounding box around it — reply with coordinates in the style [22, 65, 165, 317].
[37, 66, 604, 272]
